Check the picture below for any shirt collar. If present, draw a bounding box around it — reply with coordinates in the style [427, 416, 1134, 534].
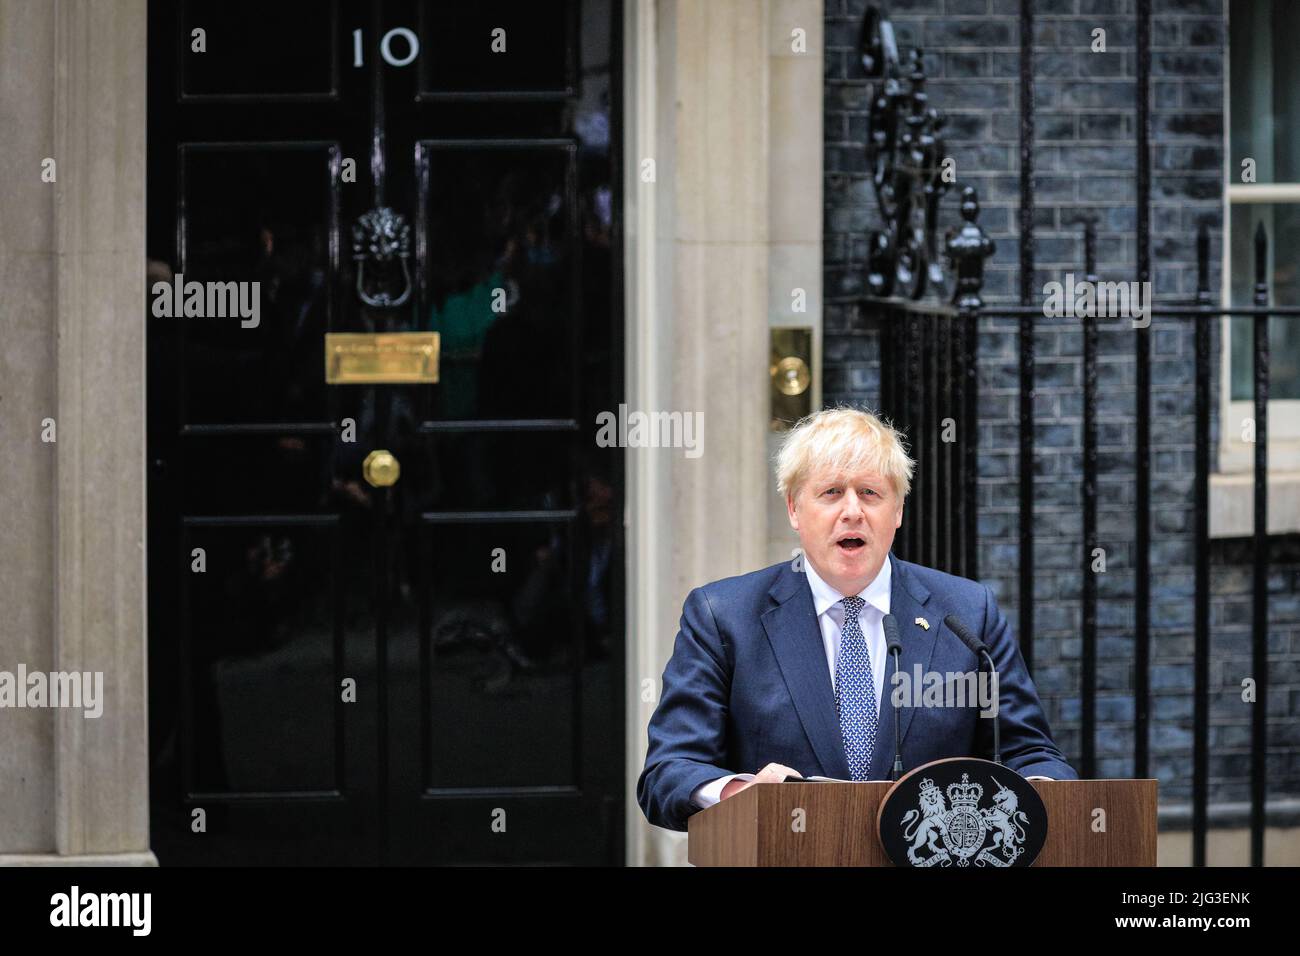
[803, 552, 892, 619]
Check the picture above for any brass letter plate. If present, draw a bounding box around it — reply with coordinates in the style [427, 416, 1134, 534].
[325, 332, 440, 384]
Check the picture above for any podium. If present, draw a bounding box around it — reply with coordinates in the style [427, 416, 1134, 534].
[688, 778, 1157, 866]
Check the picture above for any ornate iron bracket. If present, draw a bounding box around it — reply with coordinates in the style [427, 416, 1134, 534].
[859, 6, 970, 301]
[352, 206, 413, 309]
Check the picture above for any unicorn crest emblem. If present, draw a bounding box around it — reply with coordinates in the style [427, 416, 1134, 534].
[898, 772, 1031, 867]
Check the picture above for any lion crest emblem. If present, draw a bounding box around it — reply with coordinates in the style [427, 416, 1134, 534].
[898, 773, 1029, 867]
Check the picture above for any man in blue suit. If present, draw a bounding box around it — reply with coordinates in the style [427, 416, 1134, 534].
[637, 407, 1075, 832]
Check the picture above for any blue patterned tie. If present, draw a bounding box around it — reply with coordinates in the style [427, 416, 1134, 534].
[835, 596, 877, 781]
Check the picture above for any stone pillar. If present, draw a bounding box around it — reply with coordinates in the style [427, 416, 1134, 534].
[0, 0, 152, 866]
[623, 0, 823, 867]
[765, 0, 824, 565]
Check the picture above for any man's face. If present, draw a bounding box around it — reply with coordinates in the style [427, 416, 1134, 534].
[786, 465, 903, 596]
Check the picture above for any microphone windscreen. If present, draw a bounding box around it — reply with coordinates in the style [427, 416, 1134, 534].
[943, 613, 990, 657]
[882, 613, 903, 653]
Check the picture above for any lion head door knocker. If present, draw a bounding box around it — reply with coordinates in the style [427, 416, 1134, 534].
[352, 206, 413, 308]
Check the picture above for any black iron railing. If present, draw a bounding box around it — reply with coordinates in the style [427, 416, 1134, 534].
[853, 0, 1295, 867]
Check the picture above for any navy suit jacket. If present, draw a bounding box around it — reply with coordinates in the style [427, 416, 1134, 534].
[636, 552, 1076, 831]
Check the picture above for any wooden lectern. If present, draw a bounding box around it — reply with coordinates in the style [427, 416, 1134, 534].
[688, 779, 1157, 866]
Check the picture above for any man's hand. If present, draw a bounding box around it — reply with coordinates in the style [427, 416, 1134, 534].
[720, 763, 803, 800]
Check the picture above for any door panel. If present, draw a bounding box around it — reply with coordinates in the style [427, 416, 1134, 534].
[148, 0, 623, 866]
[180, 519, 344, 796]
[178, 143, 338, 425]
[417, 2, 576, 98]
[180, 0, 340, 100]
[417, 142, 576, 422]
[420, 516, 586, 793]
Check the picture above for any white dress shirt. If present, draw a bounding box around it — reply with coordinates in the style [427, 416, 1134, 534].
[689, 556, 893, 808]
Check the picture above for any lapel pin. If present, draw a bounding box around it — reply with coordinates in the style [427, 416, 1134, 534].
[915, 617, 930, 631]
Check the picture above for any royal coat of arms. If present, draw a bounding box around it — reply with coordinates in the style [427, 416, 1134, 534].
[878, 758, 1047, 868]
[900, 773, 1029, 866]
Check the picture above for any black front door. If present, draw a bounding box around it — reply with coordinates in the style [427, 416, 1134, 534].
[147, 0, 624, 865]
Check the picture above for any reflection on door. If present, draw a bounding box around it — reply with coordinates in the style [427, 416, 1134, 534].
[147, 0, 623, 865]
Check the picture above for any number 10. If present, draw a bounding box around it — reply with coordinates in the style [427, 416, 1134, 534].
[353, 27, 420, 68]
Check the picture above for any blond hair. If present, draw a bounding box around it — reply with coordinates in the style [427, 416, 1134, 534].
[775, 407, 915, 503]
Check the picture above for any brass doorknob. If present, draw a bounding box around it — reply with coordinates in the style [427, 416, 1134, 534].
[771, 356, 811, 396]
[362, 449, 401, 488]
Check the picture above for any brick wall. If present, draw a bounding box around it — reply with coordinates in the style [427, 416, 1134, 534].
[824, 0, 1300, 812]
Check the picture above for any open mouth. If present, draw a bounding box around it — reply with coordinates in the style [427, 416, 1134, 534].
[836, 537, 866, 552]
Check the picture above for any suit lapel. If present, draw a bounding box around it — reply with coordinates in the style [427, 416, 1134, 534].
[763, 554, 941, 782]
[868, 553, 939, 780]
[761, 562, 850, 779]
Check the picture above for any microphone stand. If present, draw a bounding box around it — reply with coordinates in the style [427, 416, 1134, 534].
[890, 643, 904, 780]
[979, 647, 1001, 766]
[882, 614, 905, 781]
[943, 614, 1002, 767]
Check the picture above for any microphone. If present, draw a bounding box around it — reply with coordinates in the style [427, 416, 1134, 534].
[882, 613, 905, 781]
[942, 613, 991, 660]
[942, 613, 1001, 766]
